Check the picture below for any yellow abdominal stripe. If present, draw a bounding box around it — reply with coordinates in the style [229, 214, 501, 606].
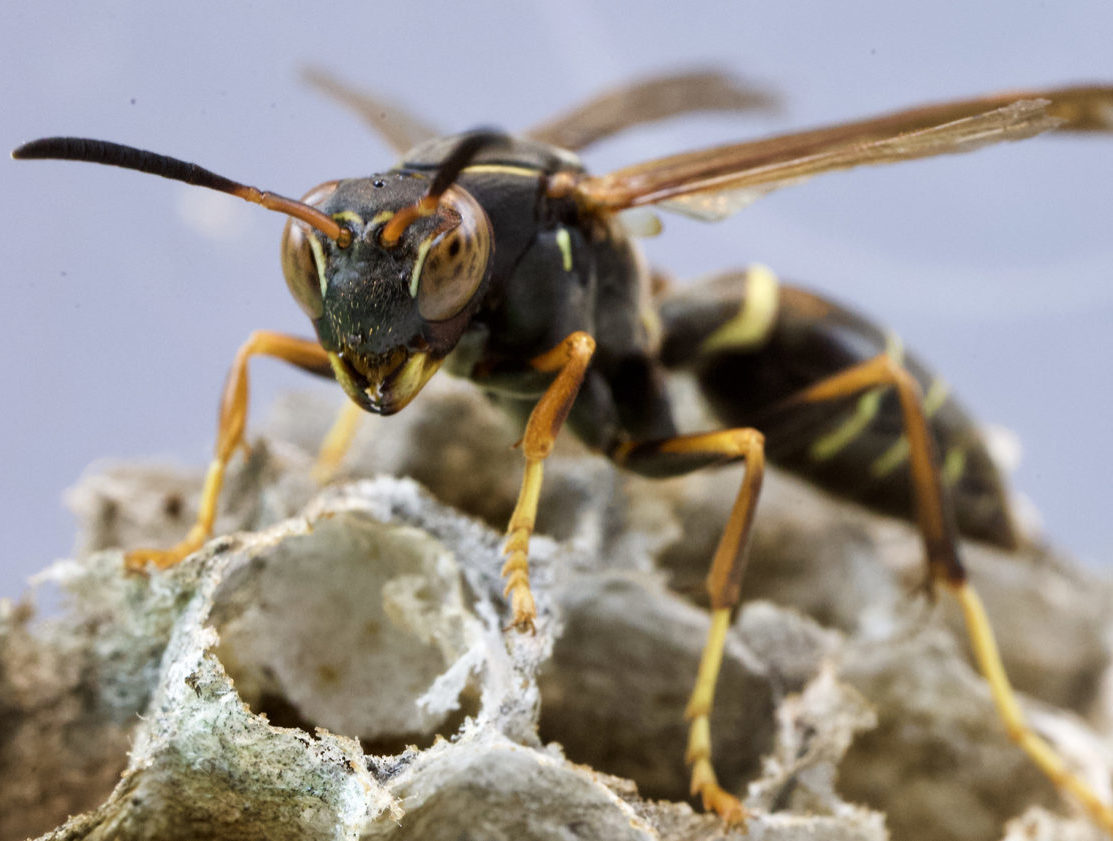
[306, 211, 368, 300]
[868, 378, 950, 477]
[700, 264, 780, 354]
[804, 335, 967, 485]
[808, 331, 903, 463]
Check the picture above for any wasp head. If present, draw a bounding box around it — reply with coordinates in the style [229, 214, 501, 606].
[281, 172, 493, 414]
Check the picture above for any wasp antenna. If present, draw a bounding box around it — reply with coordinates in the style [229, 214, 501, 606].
[427, 128, 509, 198]
[12, 136, 351, 247]
[380, 129, 508, 247]
[15, 137, 245, 192]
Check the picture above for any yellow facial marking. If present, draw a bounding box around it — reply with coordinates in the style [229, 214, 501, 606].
[701, 264, 780, 353]
[369, 210, 395, 228]
[390, 352, 445, 411]
[307, 235, 329, 300]
[328, 352, 361, 399]
[409, 236, 435, 298]
[331, 210, 365, 228]
[555, 227, 573, 272]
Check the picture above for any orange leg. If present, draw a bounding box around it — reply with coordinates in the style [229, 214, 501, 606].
[125, 330, 333, 571]
[613, 428, 765, 824]
[501, 331, 596, 632]
[784, 353, 960, 582]
[784, 353, 1113, 832]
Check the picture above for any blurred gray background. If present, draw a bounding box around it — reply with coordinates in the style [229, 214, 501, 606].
[3, 1, 1111, 600]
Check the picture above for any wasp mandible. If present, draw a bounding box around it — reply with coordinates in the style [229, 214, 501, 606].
[12, 70, 1113, 829]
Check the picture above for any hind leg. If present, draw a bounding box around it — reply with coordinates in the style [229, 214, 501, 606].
[781, 353, 1113, 832]
[651, 266, 1112, 827]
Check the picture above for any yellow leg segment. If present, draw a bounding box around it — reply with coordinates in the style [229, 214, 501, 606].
[685, 607, 748, 824]
[501, 331, 596, 632]
[950, 580, 1113, 833]
[615, 427, 764, 822]
[313, 400, 365, 483]
[124, 459, 226, 571]
[502, 459, 544, 631]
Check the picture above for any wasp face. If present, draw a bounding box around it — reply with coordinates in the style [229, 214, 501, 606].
[280, 173, 493, 414]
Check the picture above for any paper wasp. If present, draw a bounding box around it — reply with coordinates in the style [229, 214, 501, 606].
[12, 70, 1113, 829]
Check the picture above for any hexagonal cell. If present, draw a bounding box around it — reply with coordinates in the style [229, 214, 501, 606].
[539, 574, 775, 803]
[7, 385, 1113, 841]
[209, 511, 487, 751]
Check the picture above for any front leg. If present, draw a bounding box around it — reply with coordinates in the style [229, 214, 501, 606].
[501, 331, 596, 632]
[125, 330, 334, 571]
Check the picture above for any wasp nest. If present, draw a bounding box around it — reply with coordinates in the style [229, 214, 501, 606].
[2, 378, 1111, 841]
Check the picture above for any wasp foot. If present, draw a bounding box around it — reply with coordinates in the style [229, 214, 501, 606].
[501, 547, 537, 633]
[123, 527, 207, 573]
[690, 756, 749, 825]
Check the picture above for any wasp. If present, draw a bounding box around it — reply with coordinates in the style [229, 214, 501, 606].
[12, 70, 1113, 829]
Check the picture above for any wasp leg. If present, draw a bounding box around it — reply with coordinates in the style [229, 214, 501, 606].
[312, 400, 365, 484]
[783, 354, 1113, 833]
[502, 331, 596, 633]
[124, 330, 333, 572]
[785, 354, 960, 580]
[613, 428, 765, 824]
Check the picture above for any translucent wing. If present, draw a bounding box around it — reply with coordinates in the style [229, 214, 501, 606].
[303, 67, 441, 154]
[305, 67, 779, 157]
[527, 69, 779, 152]
[571, 86, 1113, 220]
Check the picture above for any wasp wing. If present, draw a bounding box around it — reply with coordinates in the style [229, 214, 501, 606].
[305, 67, 779, 157]
[572, 86, 1113, 220]
[527, 69, 779, 152]
[303, 67, 442, 154]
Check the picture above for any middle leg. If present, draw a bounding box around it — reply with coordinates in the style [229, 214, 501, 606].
[612, 428, 766, 824]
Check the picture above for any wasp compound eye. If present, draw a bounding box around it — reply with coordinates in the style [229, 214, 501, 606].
[280, 181, 340, 320]
[413, 186, 492, 322]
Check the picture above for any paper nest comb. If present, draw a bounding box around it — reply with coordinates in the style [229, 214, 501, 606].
[2, 377, 1112, 841]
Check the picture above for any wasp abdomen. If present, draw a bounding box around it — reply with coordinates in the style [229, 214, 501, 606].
[658, 270, 1019, 549]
